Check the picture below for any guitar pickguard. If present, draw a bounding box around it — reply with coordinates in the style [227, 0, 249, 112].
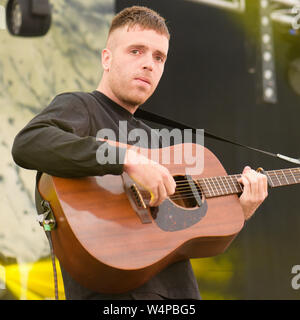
[149, 174, 208, 232]
[150, 198, 207, 232]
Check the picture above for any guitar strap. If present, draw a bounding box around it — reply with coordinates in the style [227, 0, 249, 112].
[134, 108, 300, 165]
[35, 172, 59, 300]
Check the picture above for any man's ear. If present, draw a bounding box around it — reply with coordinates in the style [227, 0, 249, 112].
[102, 48, 112, 71]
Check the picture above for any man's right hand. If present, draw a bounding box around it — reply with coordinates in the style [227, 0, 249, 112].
[123, 149, 176, 207]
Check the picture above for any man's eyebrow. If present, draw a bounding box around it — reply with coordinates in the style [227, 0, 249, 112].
[154, 49, 167, 59]
[127, 44, 167, 58]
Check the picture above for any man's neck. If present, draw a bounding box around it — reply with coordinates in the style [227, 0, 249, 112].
[96, 83, 139, 114]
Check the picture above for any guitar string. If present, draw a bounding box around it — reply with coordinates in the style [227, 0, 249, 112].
[171, 170, 300, 188]
[169, 171, 300, 193]
[133, 167, 300, 196]
[173, 169, 300, 184]
[138, 170, 300, 201]
[172, 179, 298, 195]
[146, 173, 300, 201]
[140, 177, 299, 202]
[171, 178, 299, 198]
[173, 169, 300, 183]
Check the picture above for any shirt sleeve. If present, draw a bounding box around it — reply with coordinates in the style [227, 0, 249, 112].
[11, 93, 126, 178]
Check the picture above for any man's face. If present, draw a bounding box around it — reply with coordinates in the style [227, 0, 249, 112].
[103, 25, 169, 109]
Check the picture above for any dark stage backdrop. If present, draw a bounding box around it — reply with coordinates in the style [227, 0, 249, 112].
[116, 0, 300, 299]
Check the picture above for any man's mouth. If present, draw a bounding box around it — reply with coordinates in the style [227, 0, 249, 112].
[134, 77, 151, 86]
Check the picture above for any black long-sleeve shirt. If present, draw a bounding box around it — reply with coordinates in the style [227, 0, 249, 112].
[12, 90, 201, 300]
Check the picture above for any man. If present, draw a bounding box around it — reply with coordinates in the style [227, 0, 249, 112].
[12, 6, 268, 300]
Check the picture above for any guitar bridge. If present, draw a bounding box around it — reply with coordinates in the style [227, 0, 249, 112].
[122, 173, 152, 224]
[130, 184, 147, 209]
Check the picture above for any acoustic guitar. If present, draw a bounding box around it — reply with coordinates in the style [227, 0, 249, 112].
[38, 143, 300, 293]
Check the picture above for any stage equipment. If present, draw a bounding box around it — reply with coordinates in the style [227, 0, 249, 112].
[6, 0, 51, 36]
[260, 0, 278, 103]
[186, 0, 245, 12]
[185, 1, 300, 102]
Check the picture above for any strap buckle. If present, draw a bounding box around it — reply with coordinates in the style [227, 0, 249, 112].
[36, 200, 56, 231]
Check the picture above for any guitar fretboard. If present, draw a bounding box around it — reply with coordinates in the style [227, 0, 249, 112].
[197, 167, 300, 198]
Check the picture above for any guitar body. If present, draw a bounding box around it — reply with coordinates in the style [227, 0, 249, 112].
[38, 143, 245, 293]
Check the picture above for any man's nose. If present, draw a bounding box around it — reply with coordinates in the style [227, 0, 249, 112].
[142, 53, 154, 71]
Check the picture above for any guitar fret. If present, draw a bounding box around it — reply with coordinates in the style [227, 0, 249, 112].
[290, 169, 297, 183]
[233, 174, 242, 191]
[218, 176, 229, 195]
[202, 178, 213, 197]
[273, 171, 282, 186]
[282, 170, 291, 184]
[209, 178, 216, 196]
[281, 169, 289, 185]
[224, 176, 234, 194]
[209, 178, 217, 196]
[296, 168, 300, 182]
[230, 175, 239, 193]
[264, 172, 274, 187]
[214, 177, 224, 196]
[209, 177, 217, 196]
[232, 174, 242, 193]
[276, 170, 292, 186]
[276, 171, 285, 185]
[291, 168, 300, 183]
[236, 174, 244, 192]
[295, 168, 300, 182]
[203, 178, 212, 197]
[286, 169, 298, 184]
[216, 176, 226, 195]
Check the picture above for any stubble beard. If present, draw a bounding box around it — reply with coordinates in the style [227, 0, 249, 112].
[112, 83, 153, 110]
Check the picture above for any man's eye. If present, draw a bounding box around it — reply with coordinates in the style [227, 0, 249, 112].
[155, 56, 164, 62]
[131, 49, 140, 54]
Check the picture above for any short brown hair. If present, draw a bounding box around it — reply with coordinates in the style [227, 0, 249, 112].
[109, 6, 170, 40]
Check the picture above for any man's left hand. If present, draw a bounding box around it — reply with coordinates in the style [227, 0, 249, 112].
[238, 166, 268, 220]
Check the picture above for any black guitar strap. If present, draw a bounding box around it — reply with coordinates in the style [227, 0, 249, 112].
[35, 172, 59, 300]
[135, 108, 300, 165]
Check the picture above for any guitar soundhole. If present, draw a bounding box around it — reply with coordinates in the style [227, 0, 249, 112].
[150, 174, 207, 231]
[171, 175, 203, 208]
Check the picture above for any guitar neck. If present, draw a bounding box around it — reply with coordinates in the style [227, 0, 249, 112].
[197, 167, 300, 198]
